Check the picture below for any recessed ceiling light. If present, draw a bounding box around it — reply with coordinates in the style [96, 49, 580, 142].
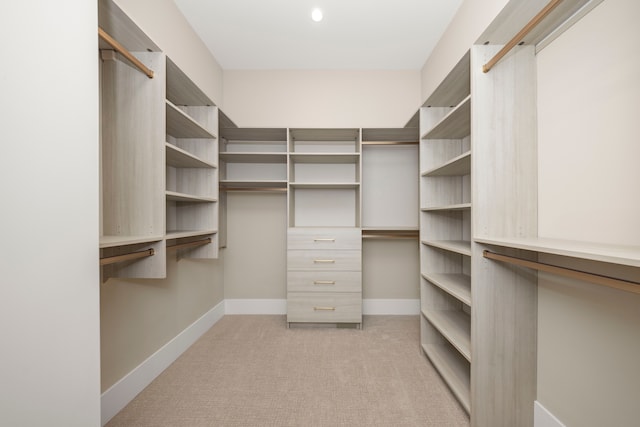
[311, 8, 323, 22]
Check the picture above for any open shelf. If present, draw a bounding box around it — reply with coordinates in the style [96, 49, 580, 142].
[422, 308, 471, 361]
[422, 151, 471, 177]
[166, 143, 215, 168]
[422, 240, 472, 257]
[422, 96, 471, 140]
[219, 152, 287, 163]
[220, 180, 288, 188]
[99, 235, 164, 249]
[289, 153, 360, 164]
[475, 236, 640, 268]
[166, 100, 216, 139]
[422, 273, 471, 306]
[422, 203, 471, 212]
[290, 183, 360, 189]
[166, 191, 217, 203]
[165, 229, 217, 240]
[421, 341, 470, 414]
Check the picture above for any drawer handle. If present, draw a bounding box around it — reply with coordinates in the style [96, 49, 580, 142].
[314, 238, 336, 242]
[314, 306, 336, 311]
[313, 259, 335, 264]
[313, 280, 336, 285]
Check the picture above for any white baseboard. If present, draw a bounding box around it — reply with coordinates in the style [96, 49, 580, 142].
[100, 301, 225, 426]
[225, 299, 287, 314]
[363, 299, 420, 315]
[534, 401, 566, 427]
[224, 298, 420, 315]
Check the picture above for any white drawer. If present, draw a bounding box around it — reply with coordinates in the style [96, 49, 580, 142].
[287, 250, 361, 271]
[287, 228, 361, 250]
[287, 271, 361, 293]
[287, 292, 362, 323]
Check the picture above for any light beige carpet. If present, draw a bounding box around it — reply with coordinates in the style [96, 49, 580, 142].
[106, 315, 469, 426]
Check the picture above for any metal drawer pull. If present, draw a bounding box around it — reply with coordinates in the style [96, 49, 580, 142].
[313, 259, 335, 263]
[314, 306, 336, 311]
[314, 238, 335, 242]
[313, 280, 336, 285]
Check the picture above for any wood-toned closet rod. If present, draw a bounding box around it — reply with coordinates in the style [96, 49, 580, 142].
[167, 237, 212, 251]
[100, 248, 154, 266]
[361, 141, 419, 146]
[98, 27, 154, 79]
[484, 250, 640, 295]
[220, 187, 287, 193]
[482, 0, 563, 73]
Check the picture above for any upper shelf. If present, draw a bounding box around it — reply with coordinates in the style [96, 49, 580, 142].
[98, 0, 159, 52]
[290, 128, 359, 142]
[423, 151, 471, 177]
[219, 152, 287, 163]
[289, 153, 360, 164]
[475, 237, 640, 268]
[166, 101, 216, 139]
[422, 96, 471, 140]
[166, 57, 214, 107]
[220, 127, 287, 142]
[166, 143, 215, 168]
[423, 51, 470, 108]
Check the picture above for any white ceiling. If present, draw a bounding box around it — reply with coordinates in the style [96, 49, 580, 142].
[173, 0, 463, 70]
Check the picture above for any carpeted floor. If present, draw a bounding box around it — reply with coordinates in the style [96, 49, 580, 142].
[106, 315, 469, 426]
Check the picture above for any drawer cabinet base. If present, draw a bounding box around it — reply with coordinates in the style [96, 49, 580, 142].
[287, 292, 362, 325]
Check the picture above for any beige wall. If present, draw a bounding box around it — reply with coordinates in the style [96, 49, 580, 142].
[420, 0, 508, 103]
[536, 0, 640, 425]
[101, 0, 226, 392]
[223, 70, 421, 128]
[115, 0, 224, 106]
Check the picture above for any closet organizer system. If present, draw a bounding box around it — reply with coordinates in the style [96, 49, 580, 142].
[419, 0, 640, 426]
[219, 125, 420, 328]
[98, 0, 219, 280]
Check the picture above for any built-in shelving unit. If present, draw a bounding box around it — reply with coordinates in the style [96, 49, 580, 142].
[419, 50, 472, 413]
[287, 129, 362, 327]
[165, 57, 218, 259]
[99, 0, 220, 277]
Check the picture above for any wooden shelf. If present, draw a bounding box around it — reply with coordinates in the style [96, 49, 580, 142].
[166, 191, 217, 203]
[220, 180, 288, 188]
[220, 127, 287, 141]
[166, 57, 213, 107]
[422, 240, 472, 257]
[422, 203, 471, 212]
[166, 100, 215, 139]
[422, 96, 471, 140]
[166, 143, 215, 168]
[421, 342, 470, 414]
[165, 229, 216, 240]
[289, 182, 360, 189]
[289, 153, 360, 164]
[422, 273, 471, 306]
[219, 152, 287, 163]
[422, 308, 471, 361]
[422, 151, 471, 177]
[100, 235, 163, 249]
[475, 236, 640, 268]
[422, 51, 470, 109]
[290, 128, 359, 141]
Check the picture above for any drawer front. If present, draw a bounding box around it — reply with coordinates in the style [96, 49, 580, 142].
[287, 271, 361, 293]
[287, 250, 361, 271]
[287, 292, 362, 323]
[287, 228, 361, 250]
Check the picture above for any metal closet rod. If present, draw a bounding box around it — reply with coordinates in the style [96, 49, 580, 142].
[483, 250, 640, 295]
[482, 0, 564, 73]
[98, 27, 154, 79]
[100, 248, 154, 266]
[167, 237, 212, 251]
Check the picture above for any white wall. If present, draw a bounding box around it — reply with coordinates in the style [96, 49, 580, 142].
[536, 0, 640, 425]
[223, 70, 420, 128]
[0, 1, 101, 426]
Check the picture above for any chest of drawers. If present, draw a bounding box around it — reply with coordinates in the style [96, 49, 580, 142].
[286, 227, 362, 327]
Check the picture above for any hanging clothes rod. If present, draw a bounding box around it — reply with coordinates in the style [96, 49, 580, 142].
[483, 250, 640, 295]
[482, 0, 564, 73]
[100, 248, 154, 266]
[98, 27, 154, 79]
[361, 141, 419, 146]
[167, 237, 212, 251]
